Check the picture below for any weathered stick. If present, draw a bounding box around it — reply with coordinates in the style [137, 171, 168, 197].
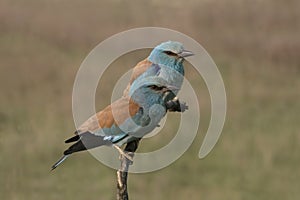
[116, 139, 140, 200]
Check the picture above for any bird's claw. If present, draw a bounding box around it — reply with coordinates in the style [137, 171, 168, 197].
[180, 101, 189, 112]
[113, 144, 134, 163]
[166, 98, 188, 113]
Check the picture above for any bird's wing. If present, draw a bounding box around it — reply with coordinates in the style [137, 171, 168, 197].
[75, 97, 141, 136]
[123, 59, 153, 97]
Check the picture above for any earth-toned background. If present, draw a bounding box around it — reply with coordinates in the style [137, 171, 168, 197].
[1, 0, 299, 199]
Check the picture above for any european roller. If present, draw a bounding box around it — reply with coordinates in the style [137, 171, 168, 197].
[51, 83, 186, 170]
[123, 41, 194, 97]
[51, 41, 192, 170]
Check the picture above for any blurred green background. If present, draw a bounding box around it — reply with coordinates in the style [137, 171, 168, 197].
[1, 0, 299, 199]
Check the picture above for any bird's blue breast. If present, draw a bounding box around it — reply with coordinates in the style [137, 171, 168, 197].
[129, 63, 184, 97]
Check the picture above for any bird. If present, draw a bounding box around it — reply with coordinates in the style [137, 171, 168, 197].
[123, 41, 194, 97]
[51, 82, 186, 170]
[51, 41, 192, 170]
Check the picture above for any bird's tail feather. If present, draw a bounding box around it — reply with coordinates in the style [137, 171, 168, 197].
[51, 155, 70, 171]
[51, 132, 113, 170]
[65, 135, 80, 143]
[63, 140, 87, 155]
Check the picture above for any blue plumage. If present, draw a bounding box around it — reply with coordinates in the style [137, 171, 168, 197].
[51, 83, 177, 170]
[130, 41, 193, 96]
[51, 41, 193, 170]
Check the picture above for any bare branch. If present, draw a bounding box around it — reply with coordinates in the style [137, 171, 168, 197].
[116, 139, 140, 200]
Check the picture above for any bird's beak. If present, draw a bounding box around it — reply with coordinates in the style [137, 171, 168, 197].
[178, 50, 194, 58]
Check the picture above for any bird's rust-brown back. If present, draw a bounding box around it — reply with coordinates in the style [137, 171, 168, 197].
[76, 58, 151, 135]
[123, 59, 152, 97]
[77, 97, 140, 134]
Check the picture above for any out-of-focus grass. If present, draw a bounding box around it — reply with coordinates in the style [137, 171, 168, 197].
[0, 0, 299, 199]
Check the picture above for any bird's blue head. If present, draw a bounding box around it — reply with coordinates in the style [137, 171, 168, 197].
[148, 41, 194, 74]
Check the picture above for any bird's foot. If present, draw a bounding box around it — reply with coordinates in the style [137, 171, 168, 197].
[179, 101, 189, 112]
[113, 144, 134, 163]
[166, 97, 188, 112]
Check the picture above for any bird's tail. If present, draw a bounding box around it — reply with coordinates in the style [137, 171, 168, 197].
[51, 132, 113, 170]
[51, 140, 86, 171]
[51, 154, 70, 171]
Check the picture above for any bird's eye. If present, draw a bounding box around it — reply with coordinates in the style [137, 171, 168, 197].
[164, 51, 177, 56]
[149, 85, 165, 91]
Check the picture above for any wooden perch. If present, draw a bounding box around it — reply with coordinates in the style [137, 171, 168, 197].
[116, 139, 140, 200]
